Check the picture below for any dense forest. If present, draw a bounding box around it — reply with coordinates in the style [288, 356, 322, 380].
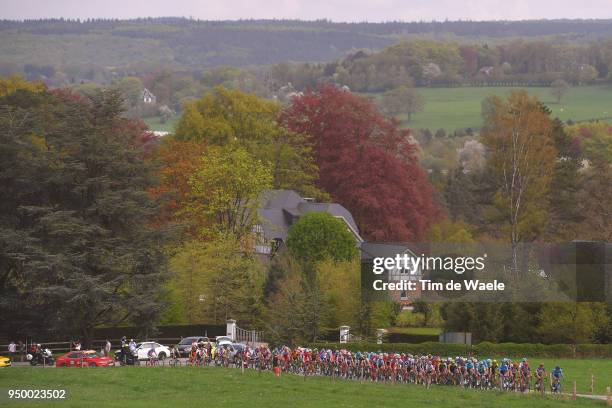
[2, 18, 612, 75]
[1, 77, 610, 345]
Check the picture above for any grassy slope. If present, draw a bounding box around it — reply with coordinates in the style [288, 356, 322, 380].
[537, 359, 611, 395]
[1, 365, 609, 408]
[142, 116, 178, 133]
[388, 85, 612, 132]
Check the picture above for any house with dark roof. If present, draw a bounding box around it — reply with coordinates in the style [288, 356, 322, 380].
[255, 190, 422, 307]
[254, 190, 363, 255]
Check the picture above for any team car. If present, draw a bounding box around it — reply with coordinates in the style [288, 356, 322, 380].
[0, 356, 11, 367]
[55, 350, 115, 367]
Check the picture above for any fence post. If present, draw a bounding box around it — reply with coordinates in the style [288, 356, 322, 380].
[607, 386, 611, 406]
[591, 375, 594, 394]
[572, 381, 576, 400]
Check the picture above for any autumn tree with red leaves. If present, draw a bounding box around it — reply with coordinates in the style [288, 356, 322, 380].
[281, 85, 439, 242]
[149, 139, 207, 232]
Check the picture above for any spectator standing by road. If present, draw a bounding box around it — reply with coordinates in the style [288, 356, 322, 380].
[8, 341, 16, 362]
[104, 340, 111, 356]
[129, 339, 137, 354]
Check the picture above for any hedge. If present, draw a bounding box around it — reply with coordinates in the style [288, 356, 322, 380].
[317, 331, 438, 344]
[306, 341, 612, 359]
[386, 333, 438, 343]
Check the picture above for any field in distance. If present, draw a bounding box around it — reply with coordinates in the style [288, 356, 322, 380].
[141, 85, 611, 134]
[1, 361, 610, 407]
[372, 85, 612, 133]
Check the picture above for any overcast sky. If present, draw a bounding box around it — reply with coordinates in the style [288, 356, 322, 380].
[1, 0, 611, 22]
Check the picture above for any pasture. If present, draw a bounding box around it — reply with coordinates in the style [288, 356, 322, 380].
[1, 361, 610, 407]
[388, 85, 612, 132]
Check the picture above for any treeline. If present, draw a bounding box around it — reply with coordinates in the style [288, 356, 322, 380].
[1, 77, 610, 347]
[0, 78, 438, 345]
[269, 39, 612, 93]
[3, 18, 612, 80]
[3, 18, 612, 38]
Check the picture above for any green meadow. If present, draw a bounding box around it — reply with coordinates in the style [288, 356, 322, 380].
[387, 85, 612, 132]
[1, 362, 610, 407]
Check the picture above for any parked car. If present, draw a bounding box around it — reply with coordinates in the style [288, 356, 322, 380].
[134, 342, 171, 361]
[0, 356, 11, 367]
[56, 350, 114, 367]
[215, 336, 233, 346]
[176, 337, 211, 357]
[217, 343, 245, 364]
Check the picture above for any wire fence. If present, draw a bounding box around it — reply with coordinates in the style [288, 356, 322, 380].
[235, 327, 264, 345]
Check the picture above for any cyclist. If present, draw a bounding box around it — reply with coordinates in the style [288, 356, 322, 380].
[551, 366, 563, 393]
[535, 363, 546, 392]
[147, 346, 157, 366]
[519, 358, 531, 392]
[169, 345, 180, 366]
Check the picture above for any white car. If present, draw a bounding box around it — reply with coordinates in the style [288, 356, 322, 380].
[215, 336, 233, 346]
[135, 342, 171, 361]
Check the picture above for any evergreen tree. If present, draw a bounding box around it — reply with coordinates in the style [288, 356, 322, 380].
[0, 84, 168, 344]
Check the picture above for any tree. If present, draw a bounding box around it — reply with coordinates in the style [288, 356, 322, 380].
[378, 85, 425, 121]
[457, 140, 486, 173]
[0, 75, 45, 97]
[185, 146, 272, 240]
[262, 250, 325, 344]
[0, 86, 168, 344]
[549, 79, 569, 104]
[481, 91, 556, 274]
[440, 302, 504, 343]
[112, 76, 143, 108]
[427, 219, 474, 244]
[169, 237, 265, 325]
[148, 138, 207, 233]
[286, 212, 358, 275]
[575, 64, 599, 84]
[316, 259, 361, 330]
[537, 303, 608, 345]
[546, 119, 583, 240]
[263, 270, 311, 346]
[565, 122, 612, 164]
[281, 85, 439, 242]
[175, 86, 324, 199]
[575, 158, 612, 241]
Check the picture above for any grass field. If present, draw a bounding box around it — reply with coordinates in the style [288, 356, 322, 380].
[0, 365, 608, 408]
[142, 86, 612, 134]
[382, 85, 612, 132]
[536, 359, 611, 395]
[143, 116, 178, 133]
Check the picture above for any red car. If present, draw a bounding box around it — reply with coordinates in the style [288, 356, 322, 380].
[55, 350, 115, 367]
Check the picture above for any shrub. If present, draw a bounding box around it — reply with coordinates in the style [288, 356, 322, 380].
[395, 311, 425, 327]
[305, 341, 612, 359]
